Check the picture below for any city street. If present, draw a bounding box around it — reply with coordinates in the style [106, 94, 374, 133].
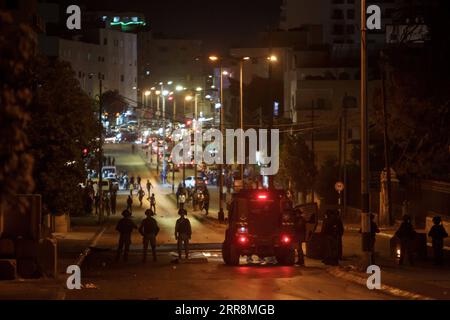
[64, 143, 394, 300]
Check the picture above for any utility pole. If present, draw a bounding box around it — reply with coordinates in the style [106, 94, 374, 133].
[172, 97, 177, 193]
[360, 0, 372, 266]
[98, 75, 104, 223]
[338, 112, 343, 210]
[343, 100, 348, 219]
[218, 65, 225, 221]
[240, 60, 244, 184]
[267, 55, 274, 189]
[194, 94, 198, 182]
[311, 100, 315, 203]
[380, 51, 393, 226]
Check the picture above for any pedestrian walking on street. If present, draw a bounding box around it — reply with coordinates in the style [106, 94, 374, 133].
[150, 193, 156, 213]
[202, 189, 210, 215]
[126, 195, 133, 212]
[428, 216, 448, 266]
[115, 210, 137, 262]
[112, 157, 115, 166]
[294, 208, 306, 266]
[129, 183, 134, 197]
[179, 192, 186, 210]
[94, 192, 100, 215]
[394, 215, 417, 266]
[321, 210, 343, 266]
[175, 209, 192, 259]
[137, 175, 142, 188]
[110, 191, 117, 215]
[139, 209, 160, 262]
[104, 192, 111, 217]
[146, 179, 153, 199]
[130, 175, 135, 188]
[176, 183, 183, 207]
[138, 188, 145, 207]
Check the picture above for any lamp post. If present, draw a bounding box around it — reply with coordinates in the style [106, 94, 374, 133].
[210, 54, 277, 190]
[144, 90, 151, 118]
[96, 73, 105, 223]
[360, 0, 372, 267]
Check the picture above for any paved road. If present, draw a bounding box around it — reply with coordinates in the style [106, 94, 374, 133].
[65, 143, 395, 300]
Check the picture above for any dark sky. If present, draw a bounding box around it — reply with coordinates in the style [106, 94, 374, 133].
[68, 0, 282, 51]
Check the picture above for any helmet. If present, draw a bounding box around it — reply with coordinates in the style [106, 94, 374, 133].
[121, 210, 131, 217]
[432, 216, 442, 224]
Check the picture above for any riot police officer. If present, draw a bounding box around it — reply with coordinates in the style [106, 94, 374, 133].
[115, 210, 137, 262]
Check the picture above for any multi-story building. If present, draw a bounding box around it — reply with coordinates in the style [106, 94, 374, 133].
[280, 0, 407, 46]
[38, 4, 138, 104]
[138, 36, 205, 91]
[228, 47, 297, 122]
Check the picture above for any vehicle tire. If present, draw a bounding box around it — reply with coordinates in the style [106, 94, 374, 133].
[276, 247, 295, 266]
[222, 241, 231, 265]
[222, 241, 240, 266]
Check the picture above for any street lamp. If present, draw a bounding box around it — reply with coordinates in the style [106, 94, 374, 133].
[267, 55, 278, 62]
[209, 53, 278, 190]
[144, 90, 151, 107]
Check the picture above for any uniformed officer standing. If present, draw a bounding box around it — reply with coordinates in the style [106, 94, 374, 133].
[175, 209, 192, 259]
[321, 210, 343, 266]
[428, 216, 448, 266]
[139, 209, 160, 262]
[115, 210, 137, 262]
[394, 214, 417, 265]
[294, 208, 306, 266]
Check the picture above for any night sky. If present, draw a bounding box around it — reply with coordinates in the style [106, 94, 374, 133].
[66, 0, 282, 51]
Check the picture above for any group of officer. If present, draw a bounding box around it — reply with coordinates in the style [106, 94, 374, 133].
[292, 207, 345, 266]
[115, 208, 192, 262]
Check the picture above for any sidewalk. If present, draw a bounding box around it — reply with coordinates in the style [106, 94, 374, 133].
[163, 191, 450, 300]
[0, 216, 104, 300]
[137, 147, 450, 300]
[333, 227, 450, 299]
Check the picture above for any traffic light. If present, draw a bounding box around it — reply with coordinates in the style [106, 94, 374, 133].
[82, 148, 89, 158]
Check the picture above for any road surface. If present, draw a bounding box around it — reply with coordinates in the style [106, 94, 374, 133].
[65, 143, 395, 300]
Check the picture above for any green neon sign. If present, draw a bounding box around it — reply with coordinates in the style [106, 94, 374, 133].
[110, 21, 146, 26]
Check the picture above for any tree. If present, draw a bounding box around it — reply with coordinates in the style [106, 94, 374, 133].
[316, 156, 340, 205]
[0, 12, 35, 211]
[276, 134, 317, 202]
[28, 57, 100, 216]
[373, 0, 450, 180]
[101, 90, 127, 123]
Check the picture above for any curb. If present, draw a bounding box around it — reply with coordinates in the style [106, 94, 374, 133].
[325, 266, 434, 300]
[75, 225, 107, 267]
[346, 226, 450, 250]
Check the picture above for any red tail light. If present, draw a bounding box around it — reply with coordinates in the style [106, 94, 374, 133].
[238, 235, 248, 244]
[281, 235, 291, 244]
[257, 193, 268, 200]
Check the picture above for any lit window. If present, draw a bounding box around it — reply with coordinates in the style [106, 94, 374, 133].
[113, 17, 120, 22]
[132, 17, 138, 22]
